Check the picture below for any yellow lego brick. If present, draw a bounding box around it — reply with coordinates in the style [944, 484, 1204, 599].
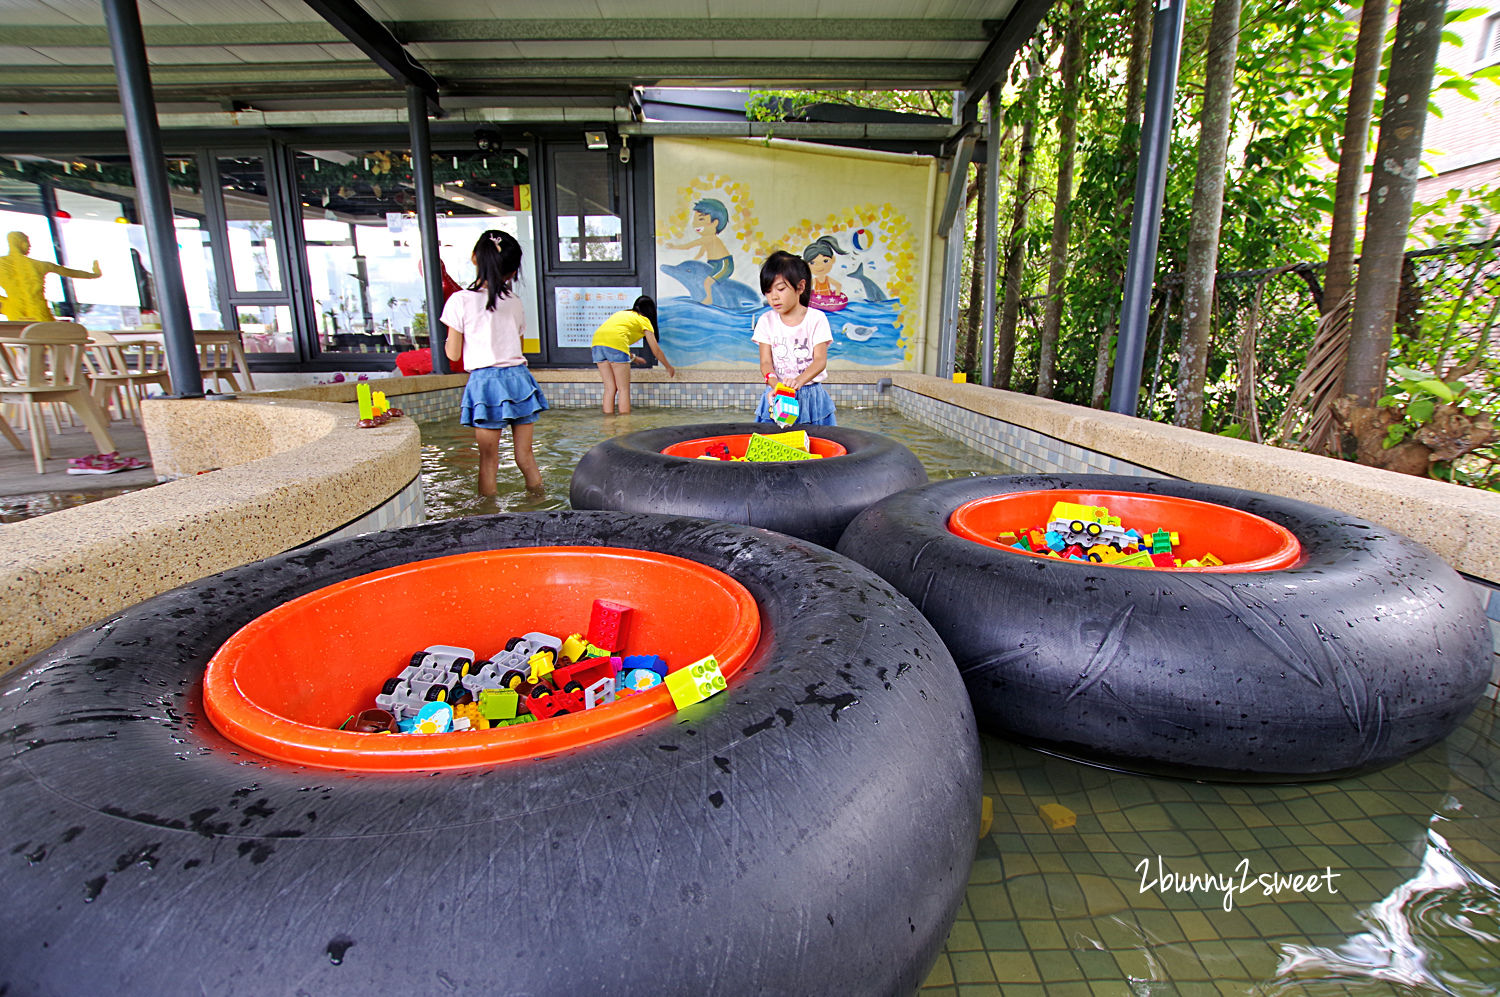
[527, 649, 556, 683]
[1039, 803, 1076, 830]
[761, 429, 810, 450]
[664, 655, 727, 709]
[744, 433, 819, 462]
[1048, 501, 1119, 528]
[1199, 552, 1223, 566]
[1114, 551, 1155, 568]
[559, 634, 588, 663]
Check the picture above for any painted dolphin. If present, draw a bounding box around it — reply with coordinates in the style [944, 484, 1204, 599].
[847, 262, 887, 302]
[660, 261, 765, 311]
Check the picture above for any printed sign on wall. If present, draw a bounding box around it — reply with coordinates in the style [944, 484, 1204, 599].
[653, 137, 931, 370]
[554, 286, 642, 348]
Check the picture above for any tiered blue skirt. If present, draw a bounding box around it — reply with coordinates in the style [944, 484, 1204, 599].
[460, 365, 550, 429]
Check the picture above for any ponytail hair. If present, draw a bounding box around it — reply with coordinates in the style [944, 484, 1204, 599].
[631, 294, 658, 333]
[469, 229, 523, 311]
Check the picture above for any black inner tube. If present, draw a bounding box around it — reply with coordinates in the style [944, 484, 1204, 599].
[838, 474, 1492, 781]
[569, 422, 928, 547]
[0, 511, 978, 996]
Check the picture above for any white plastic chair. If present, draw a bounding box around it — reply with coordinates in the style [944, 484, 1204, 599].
[0, 322, 117, 472]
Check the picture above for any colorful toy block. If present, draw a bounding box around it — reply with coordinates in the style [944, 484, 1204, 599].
[584, 676, 616, 710]
[477, 688, 519, 721]
[664, 655, 727, 710]
[768, 382, 800, 427]
[620, 654, 667, 677]
[744, 432, 818, 462]
[588, 600, 632, 652]
[559, 633, 589, 664]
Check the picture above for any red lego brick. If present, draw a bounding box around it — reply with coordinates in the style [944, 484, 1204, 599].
[587, 600, 632, 652]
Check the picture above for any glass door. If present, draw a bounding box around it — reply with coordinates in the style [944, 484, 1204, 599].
[209, 151, 296, 354]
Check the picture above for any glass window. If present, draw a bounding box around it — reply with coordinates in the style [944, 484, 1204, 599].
[0, 156, 217, 330]
[295, 148, 536, 355]
[217, 155, 283, 294]
[551, 147, 624, 264]
[232, 303, 294, 354]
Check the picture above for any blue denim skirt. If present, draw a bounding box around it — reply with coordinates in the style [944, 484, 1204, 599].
[754, 382, 837, 427]
[461, 365, 550, 429]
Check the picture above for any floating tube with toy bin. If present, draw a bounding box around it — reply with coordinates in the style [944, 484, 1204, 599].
[0, 511, 979, 995]
[570, 421, 926, 548]
[837, 474, 1492, 781]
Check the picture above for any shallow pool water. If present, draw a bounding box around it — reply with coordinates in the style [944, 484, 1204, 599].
[417, 405, 1015, 521]
[415, 404, 1500, 995]
[0, 486, 152, 523]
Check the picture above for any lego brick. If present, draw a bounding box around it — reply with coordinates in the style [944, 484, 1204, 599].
[665, 655, 727, 710]
[588, 600, 633, 652]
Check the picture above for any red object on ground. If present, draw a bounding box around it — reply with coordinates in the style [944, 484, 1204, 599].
[395, 264, 467, 376]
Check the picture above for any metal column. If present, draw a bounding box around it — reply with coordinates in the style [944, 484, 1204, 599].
[980, 85, 1002, 387]
[101, 0, 203, 397]
[407, 84, 449, 375]
[1109, 0, 1187, 416]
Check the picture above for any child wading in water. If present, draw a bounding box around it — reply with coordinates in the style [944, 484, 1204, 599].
[442, 230, 549, 495]
[752, 251, 836, 426]
[590, 295, 676, 414]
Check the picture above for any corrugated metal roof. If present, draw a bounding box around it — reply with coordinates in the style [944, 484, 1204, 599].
[0, 1, 1039, 124]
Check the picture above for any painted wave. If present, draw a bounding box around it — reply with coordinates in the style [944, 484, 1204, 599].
[659, 295, 908, 368]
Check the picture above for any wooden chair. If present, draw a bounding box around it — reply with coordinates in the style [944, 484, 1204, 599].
[0, 322, 117, 472]
[85, 329, 173, 423]
[194, 330, 256, 392]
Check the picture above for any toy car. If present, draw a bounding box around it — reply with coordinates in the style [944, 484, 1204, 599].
[375, 645, 474, 720]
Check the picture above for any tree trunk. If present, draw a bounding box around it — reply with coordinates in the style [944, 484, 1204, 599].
[996, 112, 1036, 390]
[1036, 20, 1083, 399]
[1343, 0, 1447, 409]
[1322, 0, 1389, 316]
[1173, 0, 1243, 430]
[961, 162, 986, 377]
[1090, 0, 1154, 408]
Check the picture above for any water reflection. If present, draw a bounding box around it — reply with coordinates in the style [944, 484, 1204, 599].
[417, 405, 1013, 522]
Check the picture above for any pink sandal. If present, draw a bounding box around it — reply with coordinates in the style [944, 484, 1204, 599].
[66, 452, 149, 475]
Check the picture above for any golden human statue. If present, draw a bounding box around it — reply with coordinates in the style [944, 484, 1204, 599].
[0, 231, 102, 321]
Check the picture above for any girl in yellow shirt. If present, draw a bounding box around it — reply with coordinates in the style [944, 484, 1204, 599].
[590, 295, 676, 414]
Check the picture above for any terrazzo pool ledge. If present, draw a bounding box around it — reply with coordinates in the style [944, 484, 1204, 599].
[0, 397, 420, 675]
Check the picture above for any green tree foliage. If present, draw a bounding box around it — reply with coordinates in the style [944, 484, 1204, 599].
[747, 0, 1498, 487]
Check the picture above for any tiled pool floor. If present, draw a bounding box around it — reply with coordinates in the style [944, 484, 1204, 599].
[924, 698, 1500, 995]
[417, 405, 1500, 995]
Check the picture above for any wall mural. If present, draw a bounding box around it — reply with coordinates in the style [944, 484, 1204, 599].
[653, 139, 930, 370]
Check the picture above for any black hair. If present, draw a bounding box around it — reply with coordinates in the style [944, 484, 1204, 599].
[631, 294, 658, 333]
[801, 235, 848, 263]
[759, 251, 811, 306]
[469, 229, 523, 311]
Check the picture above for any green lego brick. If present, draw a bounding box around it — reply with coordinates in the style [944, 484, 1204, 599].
[665, 655, 728, 709]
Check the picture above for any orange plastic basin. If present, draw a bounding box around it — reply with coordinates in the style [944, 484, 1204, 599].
[948, 489, 1302, 572]
[203, 547, 760, 771]
[661, 433, 848, 459]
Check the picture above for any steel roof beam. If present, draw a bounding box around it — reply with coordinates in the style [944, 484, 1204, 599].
[302, 0, 440, 114]
[3, 18, 990, 47]
[962, 0, 1051, 113]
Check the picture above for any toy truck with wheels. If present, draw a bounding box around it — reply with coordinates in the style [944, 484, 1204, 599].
[461, 632, 562, 698]
[375, 645, 474, 720]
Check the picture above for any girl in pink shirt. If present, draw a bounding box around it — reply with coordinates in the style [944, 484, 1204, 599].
[442, 230, 549, 495]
